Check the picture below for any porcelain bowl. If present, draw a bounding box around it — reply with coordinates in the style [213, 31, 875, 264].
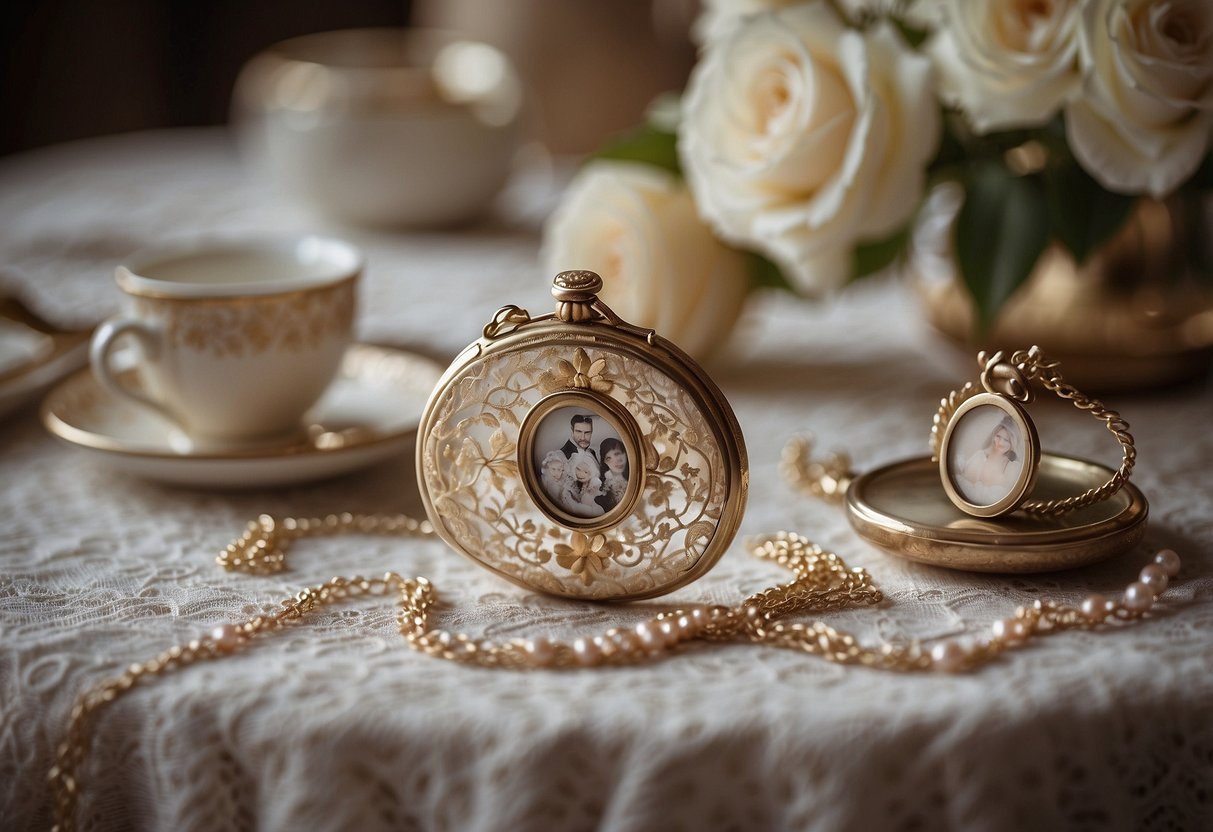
[233, 28, 524, 228]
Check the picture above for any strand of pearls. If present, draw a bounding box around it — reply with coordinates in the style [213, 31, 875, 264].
[928, 548, 1182, 672]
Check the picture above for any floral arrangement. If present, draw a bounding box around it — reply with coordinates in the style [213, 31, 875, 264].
[542, 0, 1213, 357]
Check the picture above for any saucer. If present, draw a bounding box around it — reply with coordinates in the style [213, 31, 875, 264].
[0, 295, 91, 420]
[42, 344, 443, 488]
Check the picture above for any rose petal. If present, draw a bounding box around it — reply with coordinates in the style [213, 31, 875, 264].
[1066, 97, 1213, 196]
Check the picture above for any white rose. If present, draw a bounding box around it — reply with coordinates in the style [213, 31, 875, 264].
[541, 161, 750, 359]
[680, 3, 940, 294]
[928, 0, 1082, 132]
[1066, 0, 1213, 197]
[693, 0, 803, 46]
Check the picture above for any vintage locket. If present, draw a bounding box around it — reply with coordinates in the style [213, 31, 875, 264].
[416, 271, 748, 600]
[784, 439, 1149, 574]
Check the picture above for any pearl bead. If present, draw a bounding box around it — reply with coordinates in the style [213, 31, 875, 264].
[610, 629, 642, 654]
[1080, 594, 1109, 622]
[1154, 549, 1181, 577]
[212, 625, 245, 650]
[1138, 563, 1168, 595]
[572, 637, 600, 666]
[675, 614, 698, 637]
[991, 618, 1029, 643]
[523, 637, 555, 666]
[592, 635, 617, 658]
[1123, 582, 1154, 612]
[688, 607, 707, 627]
[211, 624, 243, 652]
[657, 620, 680, 647]
[930, 641, 967, 673]
[635, 621, 664, 651]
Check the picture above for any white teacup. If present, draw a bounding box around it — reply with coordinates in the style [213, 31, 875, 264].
[90, 236, 362, 448]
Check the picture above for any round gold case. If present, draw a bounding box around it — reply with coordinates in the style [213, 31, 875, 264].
[416, 271, 748, 601]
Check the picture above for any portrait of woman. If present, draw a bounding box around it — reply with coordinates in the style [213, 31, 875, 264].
[560, 451, 606, 518]
[596, 437, 630, 513]
[952, 414, 1024, 506]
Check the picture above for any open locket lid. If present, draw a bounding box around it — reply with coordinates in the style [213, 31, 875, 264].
[845, 454, 1148, 573]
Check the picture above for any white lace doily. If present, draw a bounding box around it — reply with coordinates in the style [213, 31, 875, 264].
[1, 130, 1210, 831]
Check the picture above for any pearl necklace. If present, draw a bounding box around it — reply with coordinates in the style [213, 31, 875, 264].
[48, 511, 1181, 832]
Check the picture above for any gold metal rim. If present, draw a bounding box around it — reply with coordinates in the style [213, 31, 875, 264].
[938, 392, 1041, 517]
[517, 390, 647, 533]
[41, 344, 441, 461]
[847, 454, 1149, 573]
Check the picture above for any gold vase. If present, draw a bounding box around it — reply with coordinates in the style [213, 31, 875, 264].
[911, 185, 1213, 392]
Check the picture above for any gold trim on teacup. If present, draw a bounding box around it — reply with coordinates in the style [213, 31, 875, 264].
[115, 268, 360, 302]
[128, 281, 355, 357]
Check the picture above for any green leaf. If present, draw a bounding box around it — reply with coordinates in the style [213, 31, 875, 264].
[930, 113, 972, 173]
[593, 125, 681, 177]
[852, 226, 911, 280]
[1044, 161, 1136, 265]
[744, 251, 795, 292]
[892, 17, 929, 49]
[955, 162, 1050, 336]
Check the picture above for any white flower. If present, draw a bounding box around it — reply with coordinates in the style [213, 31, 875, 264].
[541, 161, 750, 359]
[693, 0, 803, 46]
[928, 0, 1083, 132]
[696, 0, 940, 45]
[1066, 0, 1213, 197]
[680, 2, 940, 293]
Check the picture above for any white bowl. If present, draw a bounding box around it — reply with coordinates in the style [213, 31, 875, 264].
[233, 28, 524, 228]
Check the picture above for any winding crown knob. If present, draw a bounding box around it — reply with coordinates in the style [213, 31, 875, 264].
[552, 270, 603, 322]
[552, 270, 603, 301]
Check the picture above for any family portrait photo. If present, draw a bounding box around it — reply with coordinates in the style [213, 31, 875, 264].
[947, 405, 1026, 508]
[531, 405, 633, 523]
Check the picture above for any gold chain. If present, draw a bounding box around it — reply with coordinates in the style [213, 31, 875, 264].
[931, 346, 1135, 515]
[49, 512, 1179, 831]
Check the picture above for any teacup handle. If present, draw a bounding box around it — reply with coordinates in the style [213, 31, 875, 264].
[89, 318, 181, 427]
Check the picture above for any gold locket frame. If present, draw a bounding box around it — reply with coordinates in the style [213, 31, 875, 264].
[416, 271, 748, 601]
[937, 392, 1042, 517]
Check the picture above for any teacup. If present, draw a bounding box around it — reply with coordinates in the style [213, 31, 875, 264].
[89, 236, 361, 448]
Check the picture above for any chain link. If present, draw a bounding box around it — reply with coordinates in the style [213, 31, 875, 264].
[1008, 347, 1136, 515]
[49, 511, 1176, 831]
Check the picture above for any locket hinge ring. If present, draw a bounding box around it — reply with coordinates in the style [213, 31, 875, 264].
[978, 350, 1034, 403]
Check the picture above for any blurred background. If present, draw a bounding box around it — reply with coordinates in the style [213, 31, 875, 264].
[0, 0, 696, 159]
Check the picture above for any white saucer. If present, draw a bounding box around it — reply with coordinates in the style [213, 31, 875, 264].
[0, 298, 91, 421]
[42, 344, 443, 488]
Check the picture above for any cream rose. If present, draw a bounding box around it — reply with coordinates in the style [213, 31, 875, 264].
[928, 0, 1083, 132]
[680, 2, 940, 293]
[541, 161, 751, 359]
[694, 0, 803, 46]
[1066, 0, 1213, 197]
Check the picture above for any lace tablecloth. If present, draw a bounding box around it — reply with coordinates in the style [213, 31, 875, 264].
[2, 130, 1211, 831]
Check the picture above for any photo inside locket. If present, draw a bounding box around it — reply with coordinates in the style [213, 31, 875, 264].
[531, 404, 633, 523]
[947, 404, 1025, 507]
